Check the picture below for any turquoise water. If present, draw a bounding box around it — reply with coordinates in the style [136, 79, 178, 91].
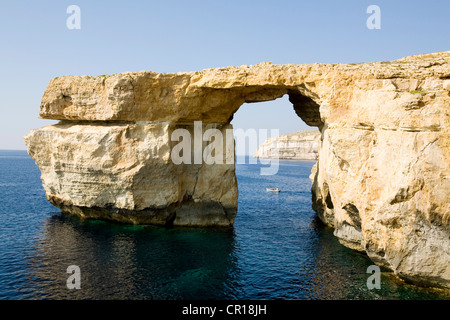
[0, 150, 447, 300]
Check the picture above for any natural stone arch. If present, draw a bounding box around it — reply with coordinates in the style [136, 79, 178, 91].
[25, 52, 450, 289]
[229, 87, 324, 129]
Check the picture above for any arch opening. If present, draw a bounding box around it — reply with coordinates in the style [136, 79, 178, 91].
[229, 92, 323, 239]
[226, 86, 324, 132]
[229, 89, 323, 159]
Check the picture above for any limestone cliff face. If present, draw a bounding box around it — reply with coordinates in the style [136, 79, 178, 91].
[254, 130, 320, 160]
[25, 122, 237, 227]
[25, 51, 450, 289]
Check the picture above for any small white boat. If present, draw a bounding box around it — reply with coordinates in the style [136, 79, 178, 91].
[266, 188, 280, 193]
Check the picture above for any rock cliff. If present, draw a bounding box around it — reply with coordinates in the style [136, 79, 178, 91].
[25, 51, 450, 289]
[254, 130, 320, 160]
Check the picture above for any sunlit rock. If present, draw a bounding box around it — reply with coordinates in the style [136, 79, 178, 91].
[25, 51, 450, 289]
[254, 130, 320, 160]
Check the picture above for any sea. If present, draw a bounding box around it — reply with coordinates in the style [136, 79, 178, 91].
[0, 150, 447, 300]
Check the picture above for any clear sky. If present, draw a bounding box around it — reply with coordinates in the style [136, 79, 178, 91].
[1, 0, 449, 150]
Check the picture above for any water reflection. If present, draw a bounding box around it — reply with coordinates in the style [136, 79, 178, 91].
[298, 217, 369, 300]
[296, 217, 448, 300]
[25, 213, 237, 299]
[12, 152, 449, 300]
[19, 211, 450, 300]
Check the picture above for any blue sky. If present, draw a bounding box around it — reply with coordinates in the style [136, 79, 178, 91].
[1, 0, 449, 150]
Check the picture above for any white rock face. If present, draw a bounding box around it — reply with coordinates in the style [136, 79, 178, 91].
[254, 130, 320, 160]
[25, 51, 450, 290]
[24, 122, 237, 226]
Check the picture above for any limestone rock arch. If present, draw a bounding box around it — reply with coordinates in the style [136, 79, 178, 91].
[25, 52, 450, 289]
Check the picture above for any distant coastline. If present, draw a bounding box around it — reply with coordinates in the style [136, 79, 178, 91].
[254, 130, 320, 160]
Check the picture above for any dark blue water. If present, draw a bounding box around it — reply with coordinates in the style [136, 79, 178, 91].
[0, 150, 447, 300]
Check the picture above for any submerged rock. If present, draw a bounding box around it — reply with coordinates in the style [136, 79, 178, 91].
[25, 51, 450, 289]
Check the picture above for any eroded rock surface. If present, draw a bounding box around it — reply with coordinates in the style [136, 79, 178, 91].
[25, 51, 450, 289]
[25, 122, 237, 227]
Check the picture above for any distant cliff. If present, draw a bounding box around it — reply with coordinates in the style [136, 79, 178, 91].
[254, 130, 320, 160]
